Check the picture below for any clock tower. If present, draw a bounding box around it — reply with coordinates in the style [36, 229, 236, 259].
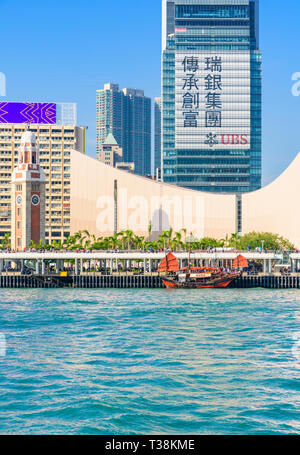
[11, 129, 46, 251]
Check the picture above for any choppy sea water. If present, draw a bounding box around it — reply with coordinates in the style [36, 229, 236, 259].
[0, 288, 299, 435]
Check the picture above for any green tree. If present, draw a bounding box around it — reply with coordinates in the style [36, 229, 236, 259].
[238, 232, 294, 251]
[228, 233, 241, 249]
[1, 233, 11, 249]
[198, 237, 218, 250]
[159, 228, 173, 249]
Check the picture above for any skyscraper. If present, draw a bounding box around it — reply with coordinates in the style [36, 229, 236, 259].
[154, 97, 162, 174]
[96, 83, 151, 176]
[162, 0, 262, 193]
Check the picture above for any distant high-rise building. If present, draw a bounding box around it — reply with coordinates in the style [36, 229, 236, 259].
[96, 83, 151, 176]
[154, 97, 162, 174]
[161, 0, 262, 193]
[56, 103, 77, 125]
[99, 132, 123, 167]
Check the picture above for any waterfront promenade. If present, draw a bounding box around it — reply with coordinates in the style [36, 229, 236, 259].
[0, 250, 291, 275]
[1, 250, 300, 289]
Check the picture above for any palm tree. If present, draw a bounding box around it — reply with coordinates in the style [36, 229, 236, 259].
[50, 240, 63, 251]
[229, 233, 240, 250]
[173, 231, 184, 251]
[92, 236, 104, 250]
[107, 234, 120, 249]
[147, 240, 159, 251]
[181, 228, 187, 250]
[134, 235, 145, 250]
[68, 230, 84, 249]
[2, 233, 11, 249]
[81, 230, 91, 248]
[63, 234, 75, 250]
[158, 228, 173, 250]
[218, 234, 229, 248]
[124, 230, 135, 250]
[29, 239, 38, 249]
[118, 231, 128, 250]
[167, 228, 173, 248]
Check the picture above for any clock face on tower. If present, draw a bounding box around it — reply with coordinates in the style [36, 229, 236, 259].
[31, 195, 40, 206]
[16, 195, 22, 205]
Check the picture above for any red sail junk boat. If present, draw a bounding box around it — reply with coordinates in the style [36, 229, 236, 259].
[158, 252, 242, 289]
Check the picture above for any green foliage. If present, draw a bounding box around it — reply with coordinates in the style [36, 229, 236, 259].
[199, 237, 220, 249]
[236, 232, 295, 251]
[10, 229, 295, 252]
[1, 233, 11, 249]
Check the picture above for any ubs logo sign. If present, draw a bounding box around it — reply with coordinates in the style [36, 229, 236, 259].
[0, 73, 6, 97]
[205, 133, 248, 147]
[221, 135, 249, 145]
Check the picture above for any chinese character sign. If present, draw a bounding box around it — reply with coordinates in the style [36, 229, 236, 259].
[204, 57, 223, 129]
[175, 51, 251, 150]
[181, 56, 200, 128]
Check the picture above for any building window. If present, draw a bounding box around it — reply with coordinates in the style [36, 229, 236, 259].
[51, 232, 62, 237]
[17, 237, 21, 247]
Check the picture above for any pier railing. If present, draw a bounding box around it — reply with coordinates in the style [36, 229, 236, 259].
[1, 273, 300, 289]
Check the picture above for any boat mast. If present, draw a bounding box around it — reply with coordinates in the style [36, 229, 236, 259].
[188, 232, 192, 273]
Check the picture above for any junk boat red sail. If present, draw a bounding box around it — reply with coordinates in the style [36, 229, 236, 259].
[158, 252, 241, 289]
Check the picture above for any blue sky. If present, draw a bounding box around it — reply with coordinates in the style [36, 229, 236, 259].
[1, 0, 300, 185]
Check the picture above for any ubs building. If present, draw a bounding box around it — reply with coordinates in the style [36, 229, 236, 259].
[162, 0, 261, 193]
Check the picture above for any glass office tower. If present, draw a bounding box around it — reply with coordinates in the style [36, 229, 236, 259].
[96, 84, 151, 176]
[162, 0, 261, 193]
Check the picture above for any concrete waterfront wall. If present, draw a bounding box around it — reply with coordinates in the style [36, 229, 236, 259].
[1, 274, 300, 289]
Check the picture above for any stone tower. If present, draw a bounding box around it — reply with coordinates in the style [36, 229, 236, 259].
[11, 130, 46, 251]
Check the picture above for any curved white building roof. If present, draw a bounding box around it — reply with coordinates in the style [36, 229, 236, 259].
[70, 151, 300, 248]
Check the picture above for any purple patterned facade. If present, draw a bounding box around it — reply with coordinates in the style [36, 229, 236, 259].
[0, 102, 56, 124]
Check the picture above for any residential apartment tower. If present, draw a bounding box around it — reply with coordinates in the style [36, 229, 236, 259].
[96, 83, 151, 176]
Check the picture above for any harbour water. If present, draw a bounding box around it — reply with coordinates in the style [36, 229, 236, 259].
[0, 288, 299, 435]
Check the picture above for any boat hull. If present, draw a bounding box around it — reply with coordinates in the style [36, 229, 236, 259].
[162, 275, 238, 289]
